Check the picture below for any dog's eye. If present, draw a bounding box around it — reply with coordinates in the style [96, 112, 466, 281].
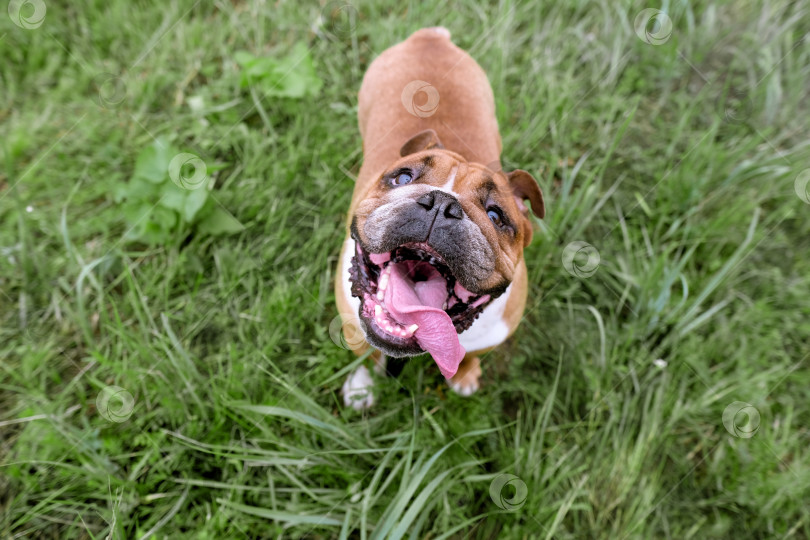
[487, 207, 504, 227]
[391, 171, 413, 186]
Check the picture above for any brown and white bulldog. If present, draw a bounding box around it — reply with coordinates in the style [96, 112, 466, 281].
[336, 27, 545, 409]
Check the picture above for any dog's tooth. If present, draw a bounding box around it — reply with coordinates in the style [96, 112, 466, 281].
[379, 273, 389, 290]
[374, 305, 382, 316]
[384, 324, 394, 333]
[377, 290, 384, 301]
[442, 301, 448, 310]
[407, 324, 419, 334]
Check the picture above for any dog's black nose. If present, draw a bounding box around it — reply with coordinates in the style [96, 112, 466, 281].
[416, 192, 435, 210]
[416, 190, 463, 220]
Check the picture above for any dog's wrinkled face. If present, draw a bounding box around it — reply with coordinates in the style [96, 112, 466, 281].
[348, 129, 545, 358]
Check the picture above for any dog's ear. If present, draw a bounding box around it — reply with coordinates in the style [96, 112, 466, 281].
[400, 129, 445, 156]
[507, 169, 545, 246]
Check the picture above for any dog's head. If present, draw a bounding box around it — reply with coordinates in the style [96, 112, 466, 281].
[348, 129, 545, 366]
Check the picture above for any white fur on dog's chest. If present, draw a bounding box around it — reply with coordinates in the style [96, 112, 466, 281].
[457, 284, 511, 352]
[340, 237, 511, 354]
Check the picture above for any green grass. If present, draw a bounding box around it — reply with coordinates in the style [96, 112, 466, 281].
[2, 0, 809, 538]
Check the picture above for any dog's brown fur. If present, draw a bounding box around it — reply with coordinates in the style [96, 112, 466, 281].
[336, 28, 544, 396]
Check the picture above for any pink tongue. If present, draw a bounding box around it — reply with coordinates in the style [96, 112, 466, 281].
[384, 262, 465, 378]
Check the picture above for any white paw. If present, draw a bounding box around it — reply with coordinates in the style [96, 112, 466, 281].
[342, 365, 375, 410]
[449, 377, 479, 397]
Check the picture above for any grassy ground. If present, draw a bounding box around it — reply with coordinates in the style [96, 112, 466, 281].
[2, 0, 809, 538]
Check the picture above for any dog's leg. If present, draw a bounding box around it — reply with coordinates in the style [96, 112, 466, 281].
[448, 354, 482, 396]
[371, 350, 388, 375]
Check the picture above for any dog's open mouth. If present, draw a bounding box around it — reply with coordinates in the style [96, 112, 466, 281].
[348, 238, 493, 377]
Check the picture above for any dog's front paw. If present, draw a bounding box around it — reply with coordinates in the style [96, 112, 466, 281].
[448, 356, 482, 397]
[342, 365, 375, 410]
[449, 377, 479, 396]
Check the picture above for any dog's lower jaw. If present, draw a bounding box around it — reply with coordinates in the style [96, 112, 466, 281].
[339, 236, 517, 355]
